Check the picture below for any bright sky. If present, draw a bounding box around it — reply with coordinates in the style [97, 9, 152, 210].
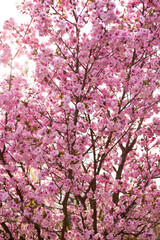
[0, 0, 18, 28]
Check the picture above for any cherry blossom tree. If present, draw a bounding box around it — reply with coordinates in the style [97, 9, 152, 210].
[0, 0, 160, 239]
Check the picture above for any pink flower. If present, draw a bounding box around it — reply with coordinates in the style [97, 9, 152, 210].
[0, 192, 9, 202]
[107, 233, 114, 239]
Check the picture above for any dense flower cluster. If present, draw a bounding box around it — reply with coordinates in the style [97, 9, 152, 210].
[0, 0, 159, 239]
